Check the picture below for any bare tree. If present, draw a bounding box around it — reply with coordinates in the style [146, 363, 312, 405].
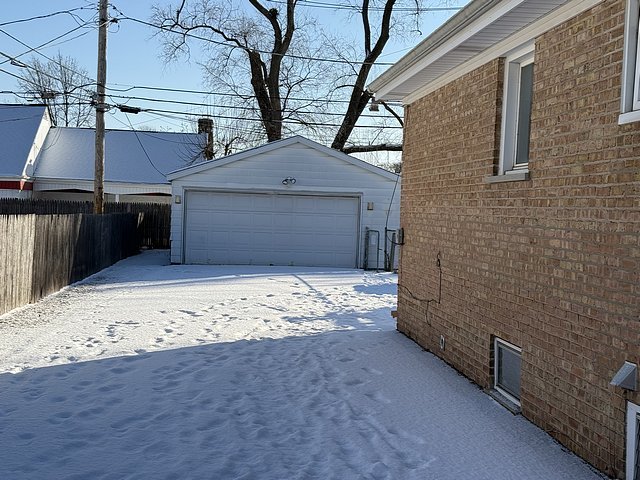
[151, 0, 431, 153]
[18, 52, 93, 127]
[155, 0, 312, 142]
[330, 0, 399, 152]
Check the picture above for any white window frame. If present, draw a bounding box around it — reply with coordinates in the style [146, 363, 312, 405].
[627, 401, 640, 480]
[620, 0, 640, 124]
[499, 44, 535, 175]
[493, 337, 522, 406]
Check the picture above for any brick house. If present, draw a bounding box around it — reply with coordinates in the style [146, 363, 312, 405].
[370, 0, 639, 477]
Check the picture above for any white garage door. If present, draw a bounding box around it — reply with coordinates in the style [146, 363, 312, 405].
[184, 191, 359, 267]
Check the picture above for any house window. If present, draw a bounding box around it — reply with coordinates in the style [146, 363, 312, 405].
[494, 338, 522, 405]
[499, 46, 535, 175]
[621, 0, 640, 123]
[627, 402, 640, 480]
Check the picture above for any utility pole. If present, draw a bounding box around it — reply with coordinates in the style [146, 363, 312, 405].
[94, 0, 108, 214]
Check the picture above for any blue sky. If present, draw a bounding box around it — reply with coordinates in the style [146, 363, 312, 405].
[0, 1, 465, 134]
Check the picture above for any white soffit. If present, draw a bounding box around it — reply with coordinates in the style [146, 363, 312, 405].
[369, 0, 584, 102]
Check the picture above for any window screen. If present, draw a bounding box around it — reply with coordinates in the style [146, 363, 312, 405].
[496, 340, 522, 401]
[635, 414, 640, 480]
[515, 62, 534, 166]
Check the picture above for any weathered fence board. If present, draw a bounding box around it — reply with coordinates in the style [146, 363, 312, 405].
[0, 199, 170, 249]
[0, 213, 138, 316]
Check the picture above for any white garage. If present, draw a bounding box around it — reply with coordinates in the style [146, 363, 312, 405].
[168, 136, 400, 268]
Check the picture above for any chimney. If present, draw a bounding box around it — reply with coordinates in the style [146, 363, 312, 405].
[197, 118, 213, 134]
[197, 118, 214, 160]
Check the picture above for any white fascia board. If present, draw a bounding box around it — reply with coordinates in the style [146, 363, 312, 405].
[168, 135, 400, 182]
[0, 174, 28, 181]
[22, 108, 52, 178]
[34, 178, 170, 195]
[403, 0, 603, 105]
[370, 0, 527, 100]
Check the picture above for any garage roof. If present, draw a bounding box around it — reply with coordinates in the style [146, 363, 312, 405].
[167, 136, 399, 181]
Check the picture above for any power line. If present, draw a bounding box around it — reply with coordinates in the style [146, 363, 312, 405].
[123, 113, 167, 176]
[106, 92, 401, 120]
[103, 83, 402, 107]
[139, 106, 403, 129]
[0, 7, 94, 28]
[0, 67, 28, 82]
[266, 0, 463, 13]
[36, 28, 96, 53]
[113, 11, 396, 66]
[0, 23, 96, 71]
[0, 64, 95, 97]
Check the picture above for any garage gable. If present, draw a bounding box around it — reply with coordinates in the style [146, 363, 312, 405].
[167, 136, 397, 184]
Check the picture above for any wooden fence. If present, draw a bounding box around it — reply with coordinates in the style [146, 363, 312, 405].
[0, 199, 170, 249]
[0, 213, 139, 316]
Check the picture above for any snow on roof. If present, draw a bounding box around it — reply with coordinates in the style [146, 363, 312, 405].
[168, 135, 399, 182]
[0, 104, 48, 177]
[34, 128, 208, 184]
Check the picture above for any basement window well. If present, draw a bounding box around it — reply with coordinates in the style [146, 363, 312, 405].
[494, 338, 522, 407]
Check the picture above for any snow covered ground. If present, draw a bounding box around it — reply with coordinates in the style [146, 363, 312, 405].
[0, 251, 604, 480]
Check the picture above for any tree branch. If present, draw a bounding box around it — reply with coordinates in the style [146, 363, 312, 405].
[379, 100, 403, 127]
[342, 143, 403, 154]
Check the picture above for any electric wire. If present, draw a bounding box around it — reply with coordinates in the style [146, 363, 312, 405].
[266, 0, 463, 13]
[0, 7, 94, 28]
[140, 106, 403, 128]
[0, 22, 97, 72]
[104, 83, 403, 107]
[123, 113, 167, 176]
[0, 7, 404, 140]
[106, 92, 401, 120]
[112, 10, 397, 66]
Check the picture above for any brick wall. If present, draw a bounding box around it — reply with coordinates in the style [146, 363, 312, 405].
[399, 1, 639, 477]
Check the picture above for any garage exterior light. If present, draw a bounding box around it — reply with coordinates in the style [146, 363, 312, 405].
[282, 177, 297, 186]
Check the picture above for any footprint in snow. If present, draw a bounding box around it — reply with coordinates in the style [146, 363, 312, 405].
[365, 391, 392, 404]
[362, 366, 383, 376]
[344, 378, 364, 387]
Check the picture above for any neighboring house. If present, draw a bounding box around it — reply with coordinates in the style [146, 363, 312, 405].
[33, 127, 207, 204]
[369, 0, 638, 478]
[0, 103, 208, 203]
[168, 136, 401, 269]
[0, 104, 51, 198]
